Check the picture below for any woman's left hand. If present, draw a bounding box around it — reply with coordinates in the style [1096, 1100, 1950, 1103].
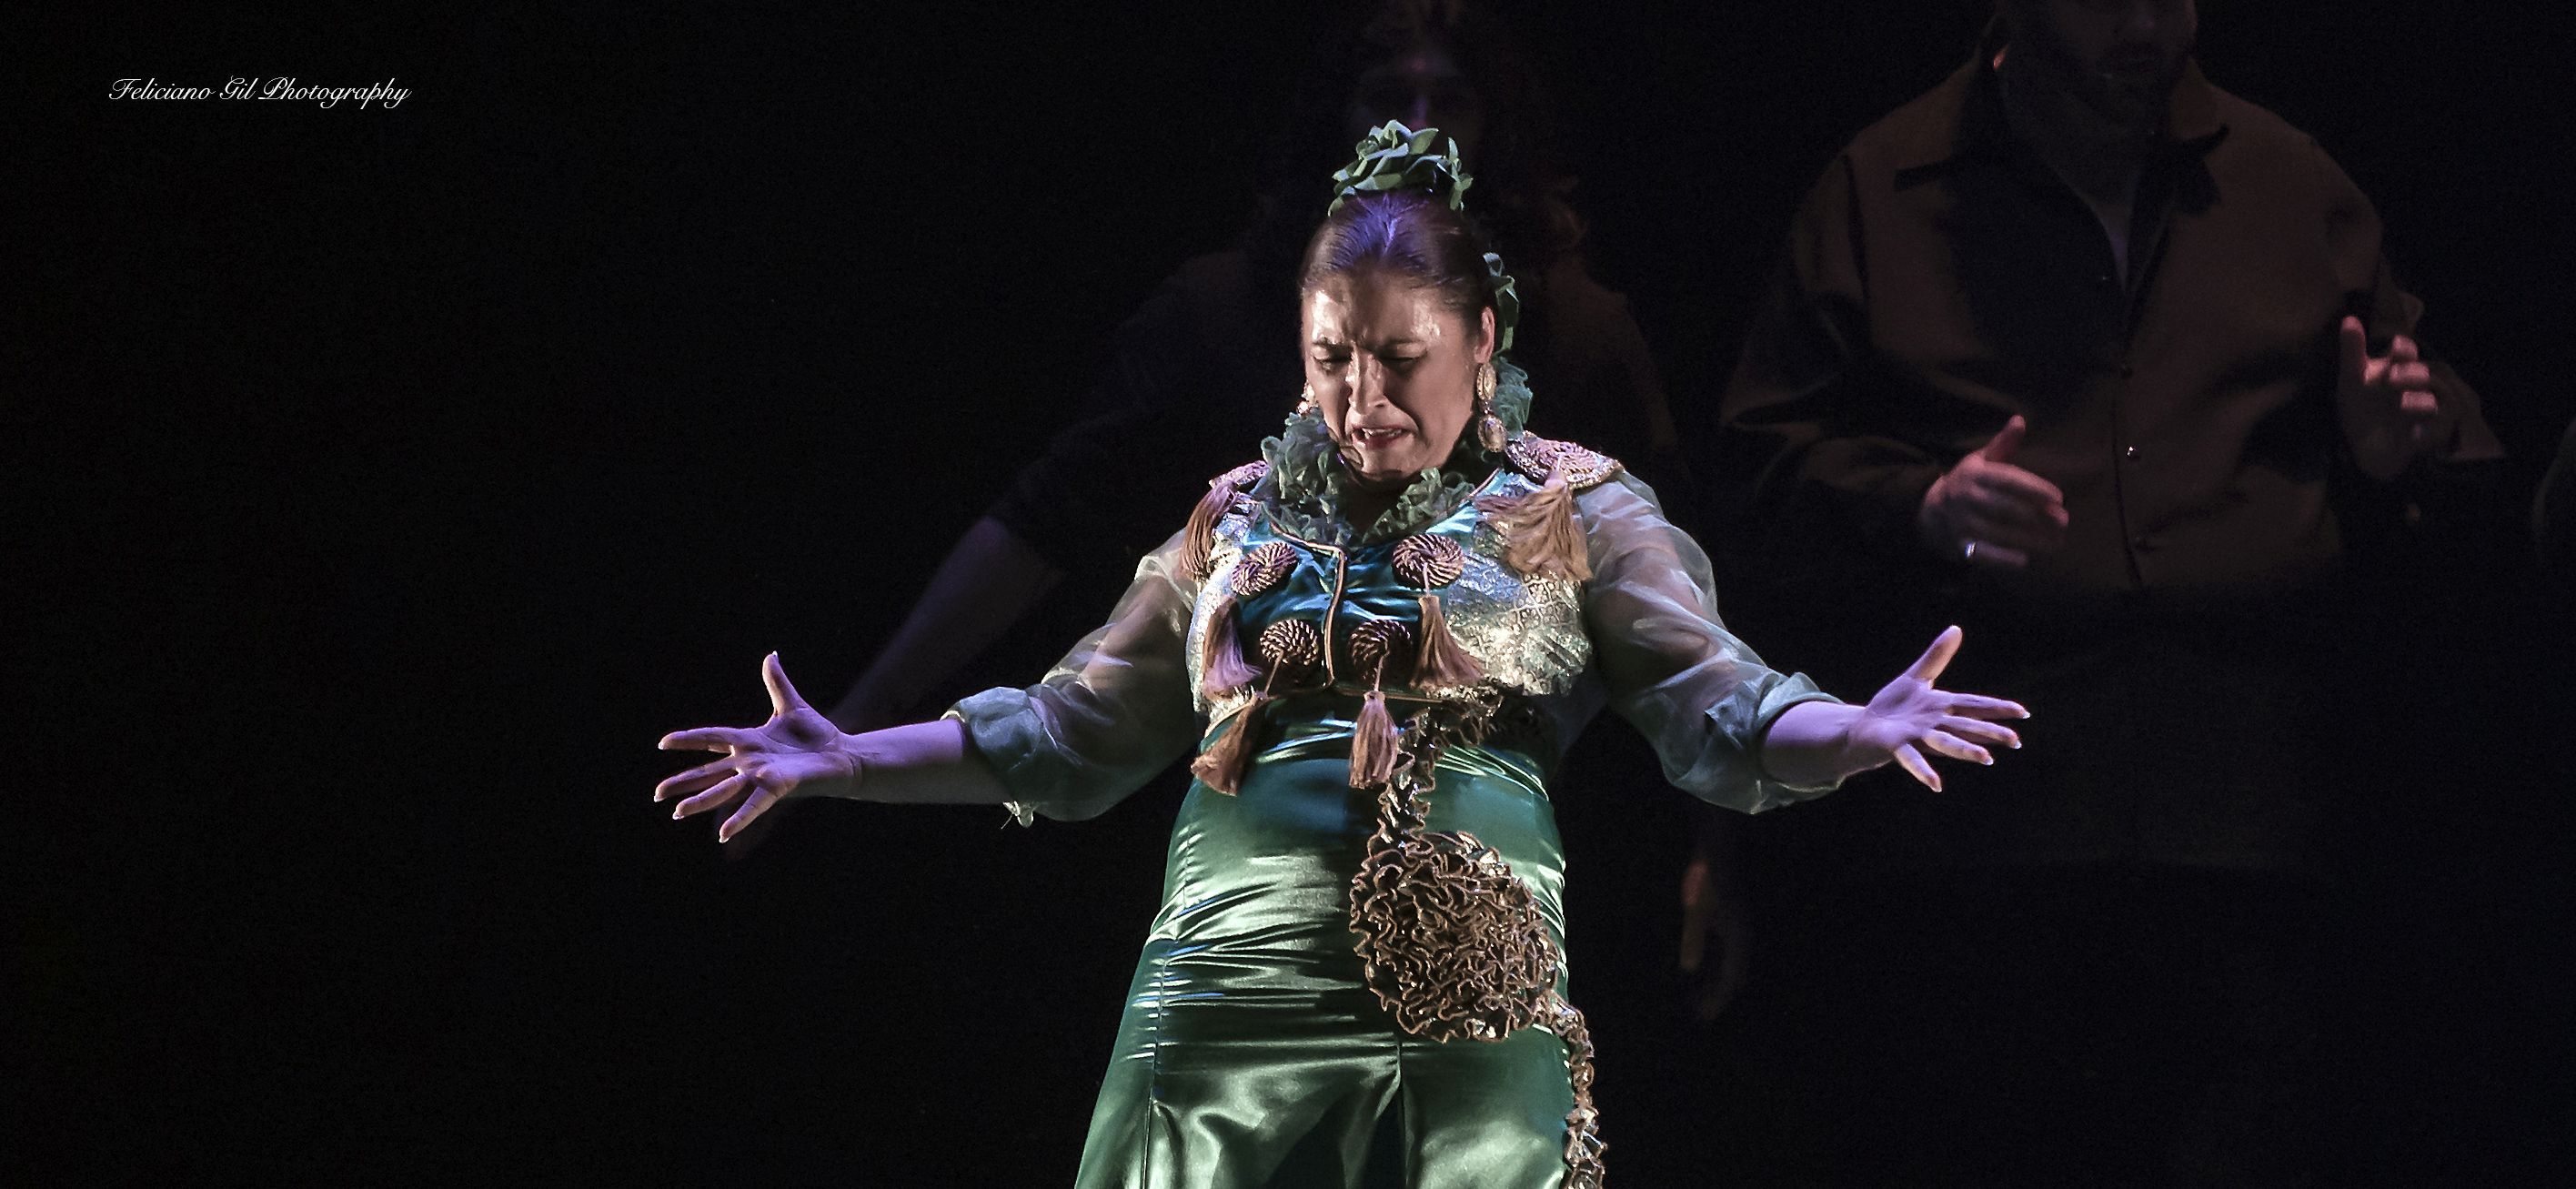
[1849, 626, 2028, 791]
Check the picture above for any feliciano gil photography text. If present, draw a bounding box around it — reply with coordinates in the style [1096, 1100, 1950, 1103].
[108, 76, 409, 108]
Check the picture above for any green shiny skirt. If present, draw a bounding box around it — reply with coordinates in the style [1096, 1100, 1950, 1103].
[1072, 740, 1583, 1189]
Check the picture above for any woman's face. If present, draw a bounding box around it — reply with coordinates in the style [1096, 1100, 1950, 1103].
[1302, 270, 1494, 488]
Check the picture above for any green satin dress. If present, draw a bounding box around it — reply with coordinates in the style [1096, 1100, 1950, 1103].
[954, 430, 1839, 1188]
[1079, 736, 1574, 1188]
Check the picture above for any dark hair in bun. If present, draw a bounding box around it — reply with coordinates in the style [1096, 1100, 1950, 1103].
[1300, 123, 1520, 353]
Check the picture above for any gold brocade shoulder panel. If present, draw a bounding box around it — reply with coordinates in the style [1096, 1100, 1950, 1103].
[1210, 459, 1268, 494]
[1503, 434, 1622, 490]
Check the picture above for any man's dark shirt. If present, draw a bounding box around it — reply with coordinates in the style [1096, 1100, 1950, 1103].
[1717, 57, 2495, 606]
[1709, 56, 2497, 871]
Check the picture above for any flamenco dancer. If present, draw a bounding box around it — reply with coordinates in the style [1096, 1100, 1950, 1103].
[654, 126, 2030, 1187]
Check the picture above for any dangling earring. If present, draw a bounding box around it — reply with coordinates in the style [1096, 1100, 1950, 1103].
[1295, 383, 1318, 417]
[1474, 362, 1506, 452]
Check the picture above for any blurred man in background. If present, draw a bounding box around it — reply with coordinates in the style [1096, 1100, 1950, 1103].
[1696, 1, 2502, 1182]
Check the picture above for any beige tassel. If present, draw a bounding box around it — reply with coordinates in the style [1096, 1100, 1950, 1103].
[1190, 693, 1269, 795]
[1200, 594, 1262, 698]
[1475, 468, 1591, 581]
[1179, 478, 1236, 579]
[1413, 593, 1484, 688]
[1348, 688, 1399, 789]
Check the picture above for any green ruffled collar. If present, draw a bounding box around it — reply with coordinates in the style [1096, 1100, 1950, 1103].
[1253, 359, 1535, 546]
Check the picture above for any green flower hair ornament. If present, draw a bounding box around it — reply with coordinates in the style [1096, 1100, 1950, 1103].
[1326, 122, 1472, 214]
[1327, 120, 1522, 355]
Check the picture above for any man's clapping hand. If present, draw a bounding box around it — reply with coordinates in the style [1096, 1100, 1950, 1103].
[2337, 316, 2451, 480]
[1917, 415, 2068, 569]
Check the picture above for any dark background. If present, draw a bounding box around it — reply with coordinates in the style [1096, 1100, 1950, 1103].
[35, 1, 2571, 1183]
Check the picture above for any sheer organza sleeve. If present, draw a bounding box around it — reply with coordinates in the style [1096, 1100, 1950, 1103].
[1579, 472, 1846, 813]
[946, 527, 1204, 823]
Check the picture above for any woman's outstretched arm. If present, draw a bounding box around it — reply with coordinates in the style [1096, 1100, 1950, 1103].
[656, 654, 1012, 843]
[1579, 473, 2025, 810]
[658, 520, 1207, 841]
[1752, 626, 2026, 792]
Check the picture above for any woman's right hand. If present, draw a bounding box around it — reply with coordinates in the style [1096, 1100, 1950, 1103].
[655, 653, 859, 842]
